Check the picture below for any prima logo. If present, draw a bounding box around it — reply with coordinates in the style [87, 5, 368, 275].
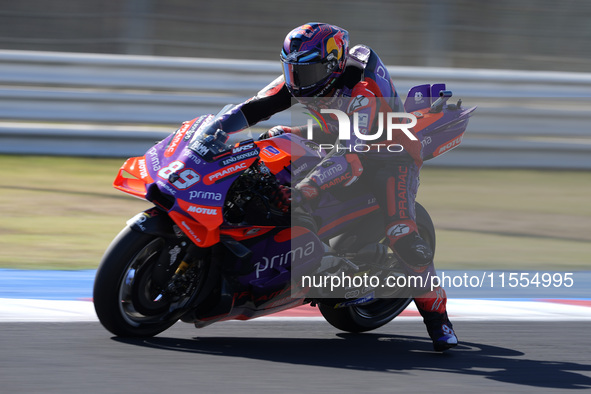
[316, 163, 343, 182]
[147, 146, 161, 171]
[421, 135, 432, 148]
[182, 150, 202, 165]
[189, 190, 222, 201]
[254, 241, 315, 278]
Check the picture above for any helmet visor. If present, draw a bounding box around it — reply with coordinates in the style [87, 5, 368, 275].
[282, 61, 333, 92]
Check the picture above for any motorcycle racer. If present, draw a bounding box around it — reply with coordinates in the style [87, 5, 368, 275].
[206, 22, 458, 351]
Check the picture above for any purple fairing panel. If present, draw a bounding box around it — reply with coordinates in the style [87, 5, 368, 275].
[286, 135, 326, 184]
[307, 154, 350, 186]
[404, 83, 446, 113]
[143, 115, 260, 212]
[221, 226, 324, 312]
[314, 192, 379, 240]
[404, 84, 433, 113]
[404, 84, 476, 161]
[416, 106, 477, 161]
[245, 228, 323, 284]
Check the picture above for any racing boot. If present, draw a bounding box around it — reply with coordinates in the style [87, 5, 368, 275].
[414, 286, 458, 352]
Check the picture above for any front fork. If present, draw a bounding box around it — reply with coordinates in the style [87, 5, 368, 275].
[126, 206, 261, 322]
[126, 207, 180, 238]
[127, 207, 209, 304]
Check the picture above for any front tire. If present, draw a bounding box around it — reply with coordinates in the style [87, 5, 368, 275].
[93, 227, 193, 337]
[318, 202, 435, 333]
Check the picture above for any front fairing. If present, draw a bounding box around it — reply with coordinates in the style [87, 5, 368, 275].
[115, 111, 258, 247]
[114, 109, 326, 249]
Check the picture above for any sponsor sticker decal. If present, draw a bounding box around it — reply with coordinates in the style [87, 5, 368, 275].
[261, 146, 281, 158]
[204, 158, 255, 185]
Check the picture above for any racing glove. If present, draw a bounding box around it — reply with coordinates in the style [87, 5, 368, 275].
[258, 126, 289, 140]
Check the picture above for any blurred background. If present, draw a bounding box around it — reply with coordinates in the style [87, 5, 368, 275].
[2, 0, 591, 71]
[0, 0, 589, 272]
[1, 0, 590, 165]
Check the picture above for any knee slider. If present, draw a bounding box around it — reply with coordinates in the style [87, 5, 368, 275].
[395, 233, 433, 268]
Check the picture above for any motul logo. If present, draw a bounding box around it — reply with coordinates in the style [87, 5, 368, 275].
[437, 136, 463, 155]
[187, 206, 218, 215]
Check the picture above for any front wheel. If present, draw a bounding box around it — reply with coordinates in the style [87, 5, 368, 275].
[318, 202, 435, 333]
[93, 226, 201, 337]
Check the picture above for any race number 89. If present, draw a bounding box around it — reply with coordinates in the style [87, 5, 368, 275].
[157, 160, 200, 189]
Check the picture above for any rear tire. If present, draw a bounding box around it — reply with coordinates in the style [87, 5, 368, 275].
[318, 298, 412, 333]
[93, 227, 193, 337]
[318, 202, 435, 333]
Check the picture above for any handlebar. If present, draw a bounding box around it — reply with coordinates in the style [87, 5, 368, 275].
[429, 90, 453, 113]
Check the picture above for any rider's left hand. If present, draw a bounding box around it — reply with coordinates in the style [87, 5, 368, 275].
[344, 153, 363, 187]
[258, 126, 288, 140]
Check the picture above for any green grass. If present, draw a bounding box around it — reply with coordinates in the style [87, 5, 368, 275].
[0, 155, 150, 269]
[0, 155, 589, 270]
[417, 167, 591, 270]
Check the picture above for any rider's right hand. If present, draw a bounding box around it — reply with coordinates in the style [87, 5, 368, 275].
[199, 119, 229, 143]
[201, 120, 220, 136]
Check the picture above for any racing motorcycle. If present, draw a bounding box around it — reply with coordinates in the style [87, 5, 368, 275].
[93, 83, 476, 337]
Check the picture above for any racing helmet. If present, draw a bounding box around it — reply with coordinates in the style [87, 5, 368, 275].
[280, 23, 349, 97]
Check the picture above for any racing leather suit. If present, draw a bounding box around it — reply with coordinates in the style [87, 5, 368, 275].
[218, 45, 448, 319]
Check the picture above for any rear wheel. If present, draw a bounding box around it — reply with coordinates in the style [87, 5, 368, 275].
[318, 202, 435, 333]
[93, 227, 204, 337]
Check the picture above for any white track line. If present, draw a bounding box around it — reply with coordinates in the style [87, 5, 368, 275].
[1, 298, 590, 323]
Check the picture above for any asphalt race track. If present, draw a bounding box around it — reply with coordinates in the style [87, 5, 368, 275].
[1, 270, 590, 392]
[2, 319, 590, 393]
